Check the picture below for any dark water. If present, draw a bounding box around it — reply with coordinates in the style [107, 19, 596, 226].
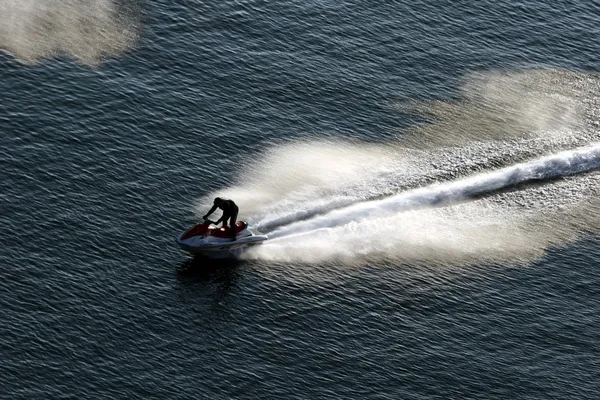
[2, 1, 600, 399]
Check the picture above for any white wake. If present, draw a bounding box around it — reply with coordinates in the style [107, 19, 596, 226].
[267, 144, 600, 240]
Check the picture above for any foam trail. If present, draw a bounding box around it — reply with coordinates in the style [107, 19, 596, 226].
[268, 143, 600, 239]
[255, 196, 362, 232]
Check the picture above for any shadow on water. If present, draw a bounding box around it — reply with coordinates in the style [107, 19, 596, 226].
[176, 256, 246, 300]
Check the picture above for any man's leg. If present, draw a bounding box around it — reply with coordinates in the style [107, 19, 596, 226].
[221, 212, 230, 228]
[230, 211, 238, 241]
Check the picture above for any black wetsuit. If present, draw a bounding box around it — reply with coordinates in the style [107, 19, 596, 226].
[204, 200, 239, 239]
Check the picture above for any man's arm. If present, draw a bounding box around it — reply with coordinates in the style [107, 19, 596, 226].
[203, 204, 218, 219]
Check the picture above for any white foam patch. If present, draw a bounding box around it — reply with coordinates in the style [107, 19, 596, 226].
[0, 0, 136, 64]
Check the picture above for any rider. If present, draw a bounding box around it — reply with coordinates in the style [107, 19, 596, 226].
[203, 197, 239, 241]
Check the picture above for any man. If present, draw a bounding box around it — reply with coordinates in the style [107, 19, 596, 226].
[203, 197, 239, 241]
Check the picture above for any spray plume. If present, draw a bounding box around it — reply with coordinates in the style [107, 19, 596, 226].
[196, 69, 600, 266]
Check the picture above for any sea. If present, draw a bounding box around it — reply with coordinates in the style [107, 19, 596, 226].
[1, 1, 599, 399]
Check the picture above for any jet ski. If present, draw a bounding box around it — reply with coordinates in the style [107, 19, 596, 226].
[176, 219, 268, 258]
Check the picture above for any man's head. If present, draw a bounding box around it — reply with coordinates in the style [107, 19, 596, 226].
[213, 197, 223, 206]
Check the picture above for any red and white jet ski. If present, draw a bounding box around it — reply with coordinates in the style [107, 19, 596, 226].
[176, 220, 268, 258]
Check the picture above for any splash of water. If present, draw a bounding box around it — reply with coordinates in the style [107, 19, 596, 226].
[196, 69, 600, 266]
[0, 0, 137, 65]
[267, 144, 600, 239]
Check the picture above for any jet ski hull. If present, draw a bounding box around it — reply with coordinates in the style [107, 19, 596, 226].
[176, 221, 267, 259]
